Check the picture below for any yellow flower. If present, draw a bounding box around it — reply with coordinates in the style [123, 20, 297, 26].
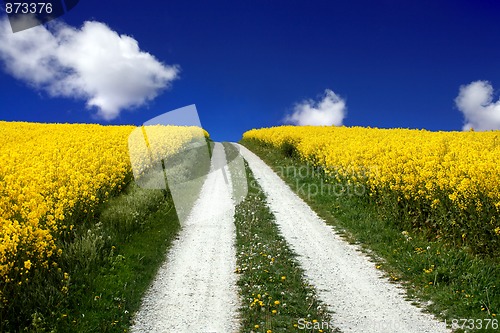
[0, 121, 208, 299]
[243, 125, 500, 246]
[423, 265, 434, 274]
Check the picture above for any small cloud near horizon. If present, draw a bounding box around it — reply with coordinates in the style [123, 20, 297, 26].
[455, 80, 500, 131]
[284, 89, 346, 126]
[0, 18, 179, 120]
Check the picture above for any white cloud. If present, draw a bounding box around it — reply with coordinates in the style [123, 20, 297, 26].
[455, 80, 500, 131]
[0, 18, 179, 120]
[284, 89, 346, 126]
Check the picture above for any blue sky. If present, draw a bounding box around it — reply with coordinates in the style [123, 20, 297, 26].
[1, 0, 500, 141]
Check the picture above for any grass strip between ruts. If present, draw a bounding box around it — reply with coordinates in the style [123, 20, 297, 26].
[224, 142, 339, 333]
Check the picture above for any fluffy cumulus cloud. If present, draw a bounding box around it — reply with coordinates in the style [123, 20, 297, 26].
[455, 80, 500, 131]
[0, 18, 179, 120]
[284, 89, 346, 126]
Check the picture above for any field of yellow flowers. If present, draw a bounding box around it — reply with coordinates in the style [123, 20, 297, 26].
[244, 126, 500, 254]
[0, 121, 206, 319]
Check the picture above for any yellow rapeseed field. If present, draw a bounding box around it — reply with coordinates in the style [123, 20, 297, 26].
[0, 121, 207, 303]
[244, 126, 500, 252]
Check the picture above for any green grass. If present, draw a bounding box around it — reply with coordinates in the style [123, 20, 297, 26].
[55, 183, 179, 333]
[223, 143, 339, 333]
[241, 139, 500, 333]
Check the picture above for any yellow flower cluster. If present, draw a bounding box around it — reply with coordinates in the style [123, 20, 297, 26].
[0, 121, 207, 292]
[244, 126, 500, 207]
[244, 126, 500, 251]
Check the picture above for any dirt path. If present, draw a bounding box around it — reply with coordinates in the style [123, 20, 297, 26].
[238, 144, 450, 333]
[131, 143, 239, 333]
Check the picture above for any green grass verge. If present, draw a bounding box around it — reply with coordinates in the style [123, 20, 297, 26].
[241, 139, 500, 333]
[223, 143, 339, 333]
[54, 183, 179, 333]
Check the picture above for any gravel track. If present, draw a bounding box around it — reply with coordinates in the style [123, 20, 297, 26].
[131, 143, 239, 333]
[238, 144, 450, 333]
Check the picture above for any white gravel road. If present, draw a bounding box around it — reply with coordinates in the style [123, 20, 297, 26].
[131, 143, 239, 333]
[238, 144, 450, 333]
